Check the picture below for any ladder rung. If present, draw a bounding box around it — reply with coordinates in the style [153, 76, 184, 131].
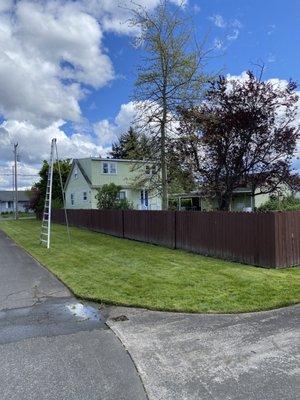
[40, 239, 47, 243]
[41, 233, 48, 236]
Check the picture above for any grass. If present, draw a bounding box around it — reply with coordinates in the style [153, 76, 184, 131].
[0, 219, 299, 313]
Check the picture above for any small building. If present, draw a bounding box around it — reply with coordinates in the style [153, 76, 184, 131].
[64, 158, 162, 210]
[0, 191, 30, 213]
[173, 187, 289, 211]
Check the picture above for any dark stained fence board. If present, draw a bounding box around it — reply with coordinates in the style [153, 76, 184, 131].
[90, 209, 123, 237]
[175, 211, 278, 268]
[123, 210, 148, 242]
[123, 210, 175, 248]
[275, 212, 300, 267]
[50, 209, 300, 268]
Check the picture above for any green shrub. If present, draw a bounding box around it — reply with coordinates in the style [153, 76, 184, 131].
[258, 195, 300, 211]
[96, 183, 133, 210]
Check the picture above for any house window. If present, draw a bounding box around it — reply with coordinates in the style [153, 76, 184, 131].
[110, 162, 117, 174]
[102, 162, 117, 174]
[71, 193, 75, 206]
[83, 192, 87, 201]
[140, 189, 149, 209]
[118, 191, 126, 200]
[74, 167, 78, 179]
[102, 162, 109, 174]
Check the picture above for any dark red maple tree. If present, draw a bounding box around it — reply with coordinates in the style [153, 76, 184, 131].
[177, 70, 300, 210]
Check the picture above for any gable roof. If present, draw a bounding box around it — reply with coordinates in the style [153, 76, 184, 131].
[91, 157, 154, 163]
[0, 191, 30, 202]
[64, 157, 156, 190]
[64, 159, 92, 189]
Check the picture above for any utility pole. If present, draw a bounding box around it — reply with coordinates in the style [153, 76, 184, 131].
[12, 165, 15, 212]
[13, 143, 18, 220]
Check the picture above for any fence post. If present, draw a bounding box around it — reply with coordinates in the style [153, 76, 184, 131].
[122, 210, 125, 238]
[174, 210, 177, 249]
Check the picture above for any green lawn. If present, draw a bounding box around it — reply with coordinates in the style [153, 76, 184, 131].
[1, 219, 299, 313]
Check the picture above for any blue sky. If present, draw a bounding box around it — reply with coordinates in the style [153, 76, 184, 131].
[87, 0, 300, 124]
[0, 0, 299, 190]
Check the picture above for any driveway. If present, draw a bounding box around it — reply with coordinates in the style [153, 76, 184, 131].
[0, 230, 147, 400]
[107, 305, 300, 400]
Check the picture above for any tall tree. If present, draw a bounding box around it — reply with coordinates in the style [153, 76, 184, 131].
[110, 127, 151, 160]
[111, 126, 196, 196]
[28, 159, 72, 213]
[178, 70, 300, 210]
[130, 0, 206, 209]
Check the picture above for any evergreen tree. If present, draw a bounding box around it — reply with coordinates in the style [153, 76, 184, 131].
[110, 127, 151, 160]
[28, 159, 72, 213]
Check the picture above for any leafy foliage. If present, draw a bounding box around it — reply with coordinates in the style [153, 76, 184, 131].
[258, 195, 300, 211]
[131, 0, 206, 209]
[110, 127, 151, 160]
[110, 127, 195, 196]
[178, 70, 300, 210]
[28, 159, 72, 213]
[96, 183, 132, 210]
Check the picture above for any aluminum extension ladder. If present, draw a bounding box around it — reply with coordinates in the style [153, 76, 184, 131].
[40, 138, 70, 249]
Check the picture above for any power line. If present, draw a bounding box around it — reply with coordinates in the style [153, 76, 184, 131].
[0, 174, 39, 177]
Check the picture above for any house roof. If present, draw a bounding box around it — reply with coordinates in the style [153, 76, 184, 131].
[91, 157, 154, 164]
[65, 157, 154, 190]
[171, 187, 252, 199]
[0, 191, 30, 202]
[64, 159, 92, 190]
[76, 159, 92, 185]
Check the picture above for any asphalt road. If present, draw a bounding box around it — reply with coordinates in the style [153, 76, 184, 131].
[1, 227, 299, 400]
[108, 304, 300, 400]
[0, 230, 147, 400]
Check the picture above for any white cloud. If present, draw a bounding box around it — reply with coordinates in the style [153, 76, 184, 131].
[210, 14, 242, 48]
[0, 0, 114, 128]
[93, 101, 137, 146]
[0, 0, 13, 13]
[80, 0, 187, 35]
[213, 38, 226, 51]
[0, 0, 189, 190]
[0, 118, 109, 189]
[227, 29, 239, 41]
[210, 14, 226, 28]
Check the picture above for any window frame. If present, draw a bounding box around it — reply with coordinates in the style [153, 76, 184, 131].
[102, 162, 109, 174]
[118, 190, 126, 200]
[83, 191, 88, 201]
[74, 166, 78, 179]
[109, 162, 117, 174]
[70, 193, 75, 206]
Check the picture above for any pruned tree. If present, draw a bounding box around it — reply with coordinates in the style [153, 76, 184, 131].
[130, 0, 207, 209]
[177, 69, 300, 210]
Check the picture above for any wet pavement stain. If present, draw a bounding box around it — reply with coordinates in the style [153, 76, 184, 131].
[0, 298, 106, 345]
[66, 302, 101, 322]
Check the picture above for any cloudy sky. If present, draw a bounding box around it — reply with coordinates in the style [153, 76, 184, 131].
[0, 0, 299, 190]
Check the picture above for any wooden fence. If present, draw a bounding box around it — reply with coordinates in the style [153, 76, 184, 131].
[51, 209, 300, 268]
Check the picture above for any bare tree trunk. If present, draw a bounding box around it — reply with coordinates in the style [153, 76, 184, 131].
[161, 92, 168, 210]
[219, 194, 231, 211]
